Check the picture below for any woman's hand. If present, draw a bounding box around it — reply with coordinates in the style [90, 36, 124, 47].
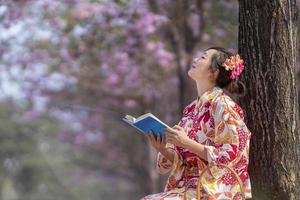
[146, 130, 167, 152]
[165, 125, 190, 148]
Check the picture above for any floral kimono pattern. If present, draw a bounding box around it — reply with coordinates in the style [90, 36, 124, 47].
[140, 86, 252, 200]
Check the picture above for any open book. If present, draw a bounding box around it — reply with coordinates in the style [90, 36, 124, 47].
[122, 113, 170, 140]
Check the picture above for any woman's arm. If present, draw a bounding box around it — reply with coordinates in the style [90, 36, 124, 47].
[159, 146, 175, 163]
[156, 144, 180, 174]
[165, 125, 208, 161]
[202, 97, 244, 165]
[182, 139, 208, 161]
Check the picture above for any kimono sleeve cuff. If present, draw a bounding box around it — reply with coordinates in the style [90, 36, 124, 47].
[167, 146, 184, 166]
[168, 146, 184, 174]
[156, 146, 182, 175]
[156, 151, 173, 174]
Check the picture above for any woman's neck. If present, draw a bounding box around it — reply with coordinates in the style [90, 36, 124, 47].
[196, 81, 215, 99]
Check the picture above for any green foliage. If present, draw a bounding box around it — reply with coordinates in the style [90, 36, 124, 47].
[0, 101, 72, 199]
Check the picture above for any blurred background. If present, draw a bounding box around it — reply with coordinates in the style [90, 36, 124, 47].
[0, 0, 299, 200]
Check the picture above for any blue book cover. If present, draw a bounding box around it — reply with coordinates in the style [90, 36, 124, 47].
[122, 113, 170, 140]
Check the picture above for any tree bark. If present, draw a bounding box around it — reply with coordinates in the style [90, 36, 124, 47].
[238, 0, 300, 199]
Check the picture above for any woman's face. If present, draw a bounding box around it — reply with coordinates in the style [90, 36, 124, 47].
[188, 49, 219, 82]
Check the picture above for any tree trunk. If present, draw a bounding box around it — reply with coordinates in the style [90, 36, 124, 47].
[238, 0, 300, 199]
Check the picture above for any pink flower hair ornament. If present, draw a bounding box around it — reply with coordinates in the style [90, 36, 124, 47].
[222, 54, 245, 80]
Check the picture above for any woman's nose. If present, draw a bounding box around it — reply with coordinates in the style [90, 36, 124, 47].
[192, 58, 197, 64]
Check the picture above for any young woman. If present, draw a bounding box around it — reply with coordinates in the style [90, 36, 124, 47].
[140, 46, 252, 200]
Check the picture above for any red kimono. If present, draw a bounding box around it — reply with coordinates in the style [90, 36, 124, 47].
[140, 86, 252, 200]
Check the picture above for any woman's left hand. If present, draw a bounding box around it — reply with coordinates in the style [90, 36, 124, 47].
[165, 125, 190, 148]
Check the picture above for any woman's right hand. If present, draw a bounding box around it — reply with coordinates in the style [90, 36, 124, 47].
[146, 130, 167, 152]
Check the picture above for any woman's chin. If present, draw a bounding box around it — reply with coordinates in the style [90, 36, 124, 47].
[187, 69, 196, 80]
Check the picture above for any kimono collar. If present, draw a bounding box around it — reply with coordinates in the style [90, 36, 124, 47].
[196, 86, 223, 108]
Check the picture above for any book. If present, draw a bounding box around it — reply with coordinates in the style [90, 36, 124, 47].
[122, 113, 171, 140]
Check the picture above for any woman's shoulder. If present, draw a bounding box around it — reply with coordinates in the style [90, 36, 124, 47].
[211, 92, 246, 120]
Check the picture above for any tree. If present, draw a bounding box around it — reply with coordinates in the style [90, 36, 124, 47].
[238, 0, 300, 199]
[0, 100, 73, 200]
[1, 0, 241, 197]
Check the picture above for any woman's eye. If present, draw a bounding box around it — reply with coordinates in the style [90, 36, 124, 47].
[202, 56, 205, 59]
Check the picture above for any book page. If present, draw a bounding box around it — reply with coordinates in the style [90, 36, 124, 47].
[123, 115, 136, 123]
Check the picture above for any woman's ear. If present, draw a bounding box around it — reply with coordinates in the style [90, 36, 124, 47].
[213, 68, 219, 80]
[209, 68, 219, 82]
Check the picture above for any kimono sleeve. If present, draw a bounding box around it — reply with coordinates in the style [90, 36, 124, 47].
[203, 97, 244, 166]
[156, 115, 187, 175]
[156, 142, 178, 175]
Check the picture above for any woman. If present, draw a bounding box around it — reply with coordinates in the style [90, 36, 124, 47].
[140, 46, 252, 200]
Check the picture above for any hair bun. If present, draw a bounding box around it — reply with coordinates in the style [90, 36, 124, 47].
[226, 80, 245, 97]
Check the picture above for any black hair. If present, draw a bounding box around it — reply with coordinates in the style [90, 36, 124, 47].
[205, 46, 245, 96]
